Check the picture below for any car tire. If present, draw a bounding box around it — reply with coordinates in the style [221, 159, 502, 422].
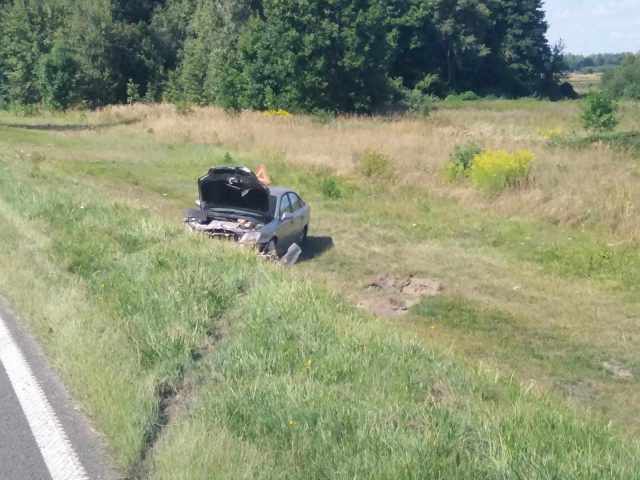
[263, 238, 278, 257]
[299, 226, 308, 245]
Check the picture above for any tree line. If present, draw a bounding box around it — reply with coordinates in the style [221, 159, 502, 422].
[0, 0, 570, 113]
[563, 52, 631, 74]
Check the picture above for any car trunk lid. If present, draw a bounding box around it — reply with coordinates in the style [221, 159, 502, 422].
[198, 166, 271, 220]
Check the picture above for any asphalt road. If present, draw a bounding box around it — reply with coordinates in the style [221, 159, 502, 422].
[0, 298, 116, 480]
[0, 362, 51, 479]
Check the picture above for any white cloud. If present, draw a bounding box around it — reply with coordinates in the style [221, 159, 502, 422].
[544, 0, 640, 54]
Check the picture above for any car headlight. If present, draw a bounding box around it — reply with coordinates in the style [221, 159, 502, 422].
[239, 231, 261, 244]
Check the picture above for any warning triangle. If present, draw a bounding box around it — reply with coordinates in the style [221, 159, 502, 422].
[255, 164, 272, 185]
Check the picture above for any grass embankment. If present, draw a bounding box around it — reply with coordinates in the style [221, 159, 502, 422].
[1, 102, 640, 477]
[0, 150, 637, 479]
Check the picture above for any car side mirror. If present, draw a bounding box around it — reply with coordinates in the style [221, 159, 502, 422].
[281, 212, 294, 221]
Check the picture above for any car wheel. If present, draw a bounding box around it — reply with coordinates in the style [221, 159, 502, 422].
[299, 226, 308, 245]
[262, 238, 278, 258]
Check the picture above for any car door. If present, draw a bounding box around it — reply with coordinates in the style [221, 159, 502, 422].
[287, 193, 308, 242]
[276, 193, 296, 253]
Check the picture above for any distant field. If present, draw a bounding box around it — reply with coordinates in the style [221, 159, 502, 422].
[567, 72, 603, 94]
[1, 99, 640, 478]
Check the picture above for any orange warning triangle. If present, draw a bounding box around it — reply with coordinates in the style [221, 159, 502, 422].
[255, 164, 272, 185]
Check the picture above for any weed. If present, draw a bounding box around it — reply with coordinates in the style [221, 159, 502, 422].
[263, 109, 292, 118]
[443, 143, 483, 182]
[581, 91, 618, 132]
[402, 89, 437, 117]
[469, 149, 534, 195]
[311, 110, 335, 124]
[355, 149, 395, 180]
[539, 127, 564, 139]
[174, 99, 193, 116]
[320, 177, 343, 199]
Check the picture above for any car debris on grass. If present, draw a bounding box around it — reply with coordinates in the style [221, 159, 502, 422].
[184, 166, 310, 267]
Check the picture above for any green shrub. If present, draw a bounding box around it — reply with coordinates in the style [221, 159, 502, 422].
[442, 143, 483, 182]
[311, 109, 335, 124]
[320, 177, 343, 199]
[442, 161, 467, 183]
[445, 91, 480, 102]
[580, 91, 618, 133]
[174, 99, 193, 116]
[9, 103, 40, 116]
[402, 89, 437, 117]
[469, 149, 534, 195]
[355, 150, 395, 180]
[126, 79, 141, 104]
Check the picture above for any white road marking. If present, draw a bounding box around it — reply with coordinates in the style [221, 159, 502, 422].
[0, 312, 88, 480]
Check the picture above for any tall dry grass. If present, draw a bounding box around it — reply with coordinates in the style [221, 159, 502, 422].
[94, 102, 640, 239]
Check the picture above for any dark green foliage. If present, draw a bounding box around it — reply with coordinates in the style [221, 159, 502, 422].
[0, 0, 567, 112]
[581, 91, 618, 133]
[483, 0, 562, 98]
[224, 0, 392, 113]
[37, 39, 79, 110]
[0, 0, 71, 106]
[149, 0, 196, 72]
[167, 0, 254, 105]
[602, 54, 640, 100]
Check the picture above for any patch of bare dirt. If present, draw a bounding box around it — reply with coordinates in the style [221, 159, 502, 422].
[158, 382, 190, 425]
[601, 361, 634, 380]
[360, 274, 442, 317]
[558, 380, 598, 404]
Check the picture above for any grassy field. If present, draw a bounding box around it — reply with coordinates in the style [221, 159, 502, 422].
[566, 73, 603, 95]
[1, 100, 640, 478]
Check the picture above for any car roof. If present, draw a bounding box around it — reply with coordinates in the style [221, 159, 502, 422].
[268, 186, 291, 197]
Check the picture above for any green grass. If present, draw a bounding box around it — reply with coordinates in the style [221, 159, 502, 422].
[36, 141, 640, 292]
[551, 130, 640, 157]
[1, 110, 640, 477]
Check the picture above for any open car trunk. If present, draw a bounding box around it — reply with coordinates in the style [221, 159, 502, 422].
[184, 166, 270, 241]
[198, 166, 271, 220]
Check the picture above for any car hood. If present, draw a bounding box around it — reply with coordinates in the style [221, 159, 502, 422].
[198, 166, 271, 219]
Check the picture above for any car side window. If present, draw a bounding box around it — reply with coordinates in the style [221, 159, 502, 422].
[279, 194, 292, 216]
[289, 193, 304, 211]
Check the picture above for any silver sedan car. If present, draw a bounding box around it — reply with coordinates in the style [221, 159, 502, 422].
[185, 166, 311, 256]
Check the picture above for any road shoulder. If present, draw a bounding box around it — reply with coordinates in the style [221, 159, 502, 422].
[0, 296, 118, 480]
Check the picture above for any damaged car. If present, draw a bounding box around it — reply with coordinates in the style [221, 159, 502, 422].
[184, 166, 310, 260]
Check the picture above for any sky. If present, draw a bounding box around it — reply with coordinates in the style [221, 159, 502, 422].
[544, 0, 640, 55]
